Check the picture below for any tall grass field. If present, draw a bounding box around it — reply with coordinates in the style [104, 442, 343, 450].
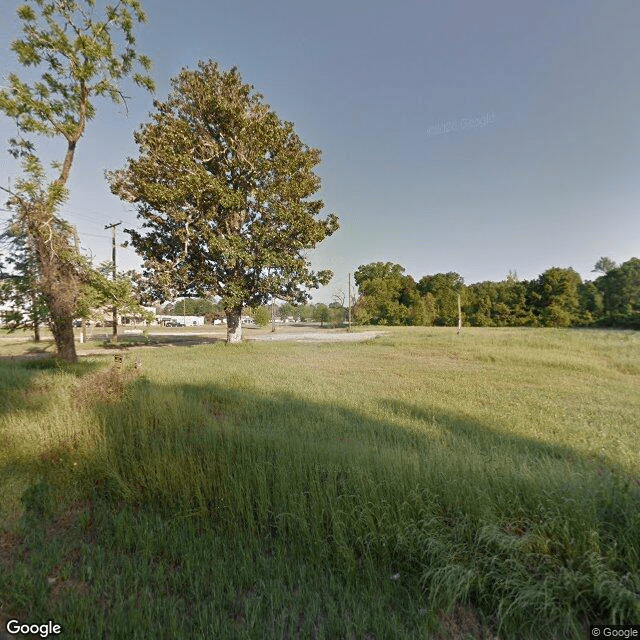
[1, 327, 638, 638]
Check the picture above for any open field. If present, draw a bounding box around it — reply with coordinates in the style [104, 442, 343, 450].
[1, 327, 639, 638]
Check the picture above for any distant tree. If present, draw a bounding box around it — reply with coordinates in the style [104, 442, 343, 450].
[252, 306, 270, 327]
[166, 297, 216, 316]
[578, 281, 604, 323]
[530, 267, 582, 327]
[498, 278, 534, 326]
[417, 272, 465, 326]
[296, 303, 314, 322]
[592, 257, 617, 275]
[354, 276, 407, 325]
[465, 282, 496, 327]
[595, 258, 640, 323]
[353, 262, 426, 325]
[332, 289, 346, 307]
[109, 61, 338, 344]
[329, 289, 348, 325]
[0, 0, 154, 362]
[279, 301, 297, 321]
[313, 303, 330, 327]
[421, 292, 438, 326]
[354, 262, 406, 286]
[328, 303, 345, 327]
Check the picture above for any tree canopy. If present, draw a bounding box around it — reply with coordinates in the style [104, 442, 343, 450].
[0, 0, 154, 361]
[109, 61, 338, 343]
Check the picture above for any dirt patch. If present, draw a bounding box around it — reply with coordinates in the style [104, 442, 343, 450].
[48, 577, 91, 607]
[45, 501, 88, 539]
[433, 604, 498, 640]
[0, 530, 21, 571]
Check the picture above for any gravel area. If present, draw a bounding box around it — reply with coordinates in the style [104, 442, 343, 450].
[247, 330, 387, 342]
[0, 329, 388, 360]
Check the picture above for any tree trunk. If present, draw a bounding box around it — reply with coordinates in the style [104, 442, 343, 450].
[30, 290, 40, 342]
[225, 306, 243, 343]
[50, 314, 77, 363]
[37, 241, 80, 364]
[112, 304, 118, 342]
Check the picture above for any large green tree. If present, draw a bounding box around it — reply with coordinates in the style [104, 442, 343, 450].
[595, 258, 640, 323]
[353, 262, 422, 325]
[109, 61, 338, 343]
[417, 272, 465, 326]
[0, 0, 153, 362]
[530, 267, 582, 327]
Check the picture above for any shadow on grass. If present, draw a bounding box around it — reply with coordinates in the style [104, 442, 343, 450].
[83, 333, 226, 350]
[0, 357, 105, 418]
[3, 373, 640, 639]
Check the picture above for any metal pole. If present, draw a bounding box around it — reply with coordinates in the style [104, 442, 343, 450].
[271, 299, 276, 332]
[183, 298, 186, 327]
[104, 222, 121, 341]
[348, 272, 352, 332]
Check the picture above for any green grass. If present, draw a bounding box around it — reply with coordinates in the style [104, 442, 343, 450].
[1, 327, 639, 638]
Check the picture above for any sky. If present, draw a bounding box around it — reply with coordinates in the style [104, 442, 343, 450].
[1, 0, 640, 303]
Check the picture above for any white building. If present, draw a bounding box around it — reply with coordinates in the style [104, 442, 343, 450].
[156, 314, 205, 327]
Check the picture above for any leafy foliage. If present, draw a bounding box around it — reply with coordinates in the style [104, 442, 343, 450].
[251, 305, 270, 327]
[352, 259, 640, 329]
[108, 61, 338, 342]
[0, 0, 154, 361]
[417, 272, 465, 326]
[354, 262, 424, 325]
[77, 264, 154, 324]
[163, 297, 218, 317]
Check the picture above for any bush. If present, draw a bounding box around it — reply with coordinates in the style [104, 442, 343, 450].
[252, 306, 270, 327]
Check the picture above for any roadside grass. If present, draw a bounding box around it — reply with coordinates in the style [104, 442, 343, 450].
[0, 327, 638, 638]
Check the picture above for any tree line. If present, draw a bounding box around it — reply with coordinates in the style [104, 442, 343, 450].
[349, 258, 640, 329]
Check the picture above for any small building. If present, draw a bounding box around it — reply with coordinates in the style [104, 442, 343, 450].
[156, 314, 205, 327]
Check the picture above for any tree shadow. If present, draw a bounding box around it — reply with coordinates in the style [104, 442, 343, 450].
[0, 357, 104, 418]
[85, 378, 640, 546]
[83, 334, 226, 350]
[3, 374, 639, 637]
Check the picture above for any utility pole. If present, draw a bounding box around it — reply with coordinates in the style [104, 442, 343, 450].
[271, 298, 276, 332]
[348, 272, 352, 332]
[457, 292, 462, 335]
[105, 222, 122, 341]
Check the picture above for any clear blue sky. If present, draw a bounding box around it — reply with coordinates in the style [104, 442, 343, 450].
[2, 0, 639, 303]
